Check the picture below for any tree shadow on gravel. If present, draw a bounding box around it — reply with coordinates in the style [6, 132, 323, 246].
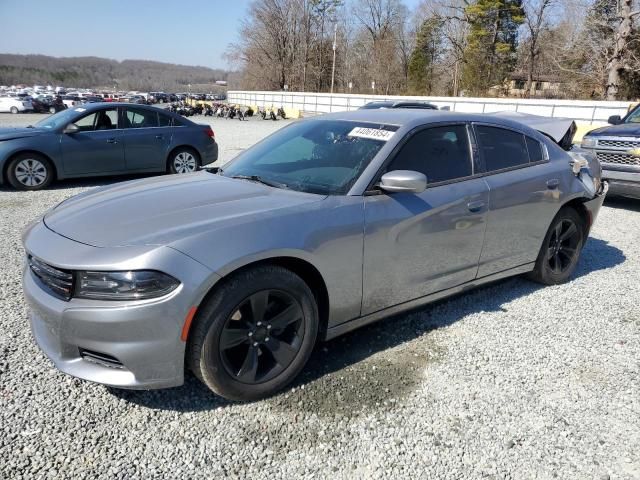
[109, 238, 625, 414]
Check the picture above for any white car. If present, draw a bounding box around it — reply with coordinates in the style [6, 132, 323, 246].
[0, 97, 33, 113]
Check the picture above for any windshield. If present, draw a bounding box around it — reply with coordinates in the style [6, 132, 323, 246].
[221, 119, 398, 195]
[34, 108, 83, 130]
[625, 107, 640, 123]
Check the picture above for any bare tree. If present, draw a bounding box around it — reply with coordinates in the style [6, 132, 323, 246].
[522, 0, 556, 96]
[605, 0, 640, 99]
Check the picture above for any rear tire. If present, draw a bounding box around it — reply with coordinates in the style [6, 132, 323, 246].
[10, 106, 18, 114]
[188, 265, 319, 401]
[49, 106, 56, 114]
[168, 147, 200, 174]
[528, 207, 585, 285]
[6, 153, 54, 190]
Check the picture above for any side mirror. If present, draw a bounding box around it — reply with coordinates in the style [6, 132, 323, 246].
[608, 115, 622, 125]
[379, 170, 427, 194]
[63, 123, 80, 134]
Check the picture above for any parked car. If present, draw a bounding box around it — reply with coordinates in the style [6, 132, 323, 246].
[21, 110, 606, 401]
[60, 95, 82, 109]
[359, 100, 439, 110]
[128, 95, 147, 104]
[0, 96, 33, 113]
[150, 92, 169, 103]
[580, 105, 640, 198]
[0, 103, 218, 190]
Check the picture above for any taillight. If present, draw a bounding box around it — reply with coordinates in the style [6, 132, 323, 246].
[204, 126, 214, 139]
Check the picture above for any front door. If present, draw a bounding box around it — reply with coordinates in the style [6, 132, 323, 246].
[60, 107, 124, 174]
[362, 124, 489, 315]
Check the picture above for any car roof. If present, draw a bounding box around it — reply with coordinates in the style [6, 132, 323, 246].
[313, 109, 545, 135]
[64, 102, 193, 122]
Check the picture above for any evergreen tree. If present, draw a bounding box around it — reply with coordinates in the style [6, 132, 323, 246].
[407, 17, 443, 95]
[461, 0, 525, 96]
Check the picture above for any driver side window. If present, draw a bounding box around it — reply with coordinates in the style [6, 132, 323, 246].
[74, 109, 118, 132]
[389, 125, 473, 184]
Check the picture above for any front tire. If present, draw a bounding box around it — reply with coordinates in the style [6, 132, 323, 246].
[528, 207, 585, 285]
[49, 106, 56, 114]
[6, 153, 54, 190]
[188, 266, 319, 401]
[10, 106, 18, 114]
[168, 147, 200, 174]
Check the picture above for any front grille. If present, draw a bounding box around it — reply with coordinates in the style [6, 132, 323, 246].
[79, 348, 124, 369]
[595, 151, 640, 166]
[28, 255, 74, 300]
[597, 139, 640, 148]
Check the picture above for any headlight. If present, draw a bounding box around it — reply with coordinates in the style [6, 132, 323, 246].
[75, 270, 179, 300]
[581, 136, 597, 148]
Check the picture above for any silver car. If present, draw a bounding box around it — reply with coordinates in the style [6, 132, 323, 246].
[22, 110, 607, 401]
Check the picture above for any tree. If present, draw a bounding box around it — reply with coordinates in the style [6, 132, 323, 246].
[604, 0, 640, 99]
[521, 0, 556, 96]
[461, 0, 525, 95]
[407, 17, 443, 94]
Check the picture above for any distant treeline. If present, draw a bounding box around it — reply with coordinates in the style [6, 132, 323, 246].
[0, 54, 231, 91]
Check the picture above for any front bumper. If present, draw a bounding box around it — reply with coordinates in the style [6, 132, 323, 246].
[602, 167, 640, 199]
[22, 221, 217, 389]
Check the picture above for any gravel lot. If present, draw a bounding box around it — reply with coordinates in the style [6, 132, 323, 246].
[1, 112, 639, 479]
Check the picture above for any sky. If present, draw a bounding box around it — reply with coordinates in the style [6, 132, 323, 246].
[0, 0, 423, 70]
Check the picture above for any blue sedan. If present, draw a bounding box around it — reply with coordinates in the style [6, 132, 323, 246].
[0, 103, 218, 190]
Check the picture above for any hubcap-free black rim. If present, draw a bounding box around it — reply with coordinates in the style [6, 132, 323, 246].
[547, 219, 580, 274]
[219, 289, 305, 384]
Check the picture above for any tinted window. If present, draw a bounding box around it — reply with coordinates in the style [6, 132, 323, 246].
[389, 125, 472, 183]
[124, 108, 158, 128]
[476, 126, 529, 171]
[525, 136, 544, 162]
[158, 113, 172, 127]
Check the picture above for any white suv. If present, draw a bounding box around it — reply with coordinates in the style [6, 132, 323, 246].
[0, 97, 33, 113]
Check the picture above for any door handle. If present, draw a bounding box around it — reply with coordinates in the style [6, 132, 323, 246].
[155, 134, 163, 139]
[467, 201, 485, 213]
[546, 178, 560, 189]
[106, 138, 118, 144]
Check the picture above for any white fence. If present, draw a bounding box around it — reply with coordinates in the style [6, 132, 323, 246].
[228, 90, 633, 124]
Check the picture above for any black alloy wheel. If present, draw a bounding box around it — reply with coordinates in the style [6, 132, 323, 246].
[219, 289, 305, 384]
[529, 207, 585, 285]
[546, 218, 581, 274]
[188, 265, 318, 401]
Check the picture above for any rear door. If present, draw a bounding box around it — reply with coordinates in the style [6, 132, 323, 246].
[119, 107, 172, 171]
[362, 123, 490, 315]
[474, 124, 563, 277]
[60, 107, 125, 174]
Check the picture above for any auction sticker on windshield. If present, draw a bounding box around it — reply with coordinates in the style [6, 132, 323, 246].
[348, 127, 395, 142]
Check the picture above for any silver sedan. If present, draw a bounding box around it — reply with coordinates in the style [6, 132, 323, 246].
[22, 110, 607, 401]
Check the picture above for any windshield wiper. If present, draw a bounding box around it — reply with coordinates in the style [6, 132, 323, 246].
[231, 174, 289, 189]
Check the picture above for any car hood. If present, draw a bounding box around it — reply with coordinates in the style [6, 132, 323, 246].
[0, 127, 45, 141]
[584, 123, 640, 137]
[44, 172, 324, 248]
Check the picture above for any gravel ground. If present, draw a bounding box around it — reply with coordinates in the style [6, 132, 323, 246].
[1, 112, 639, 479]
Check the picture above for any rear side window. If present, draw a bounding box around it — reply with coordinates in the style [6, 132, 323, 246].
[124, 108, 158, 128]
[475, 125, 529, 171]
[158, 113, 172, 127]
[389, 125, 473, 183]
[525, 136, 544, 162]
[173, 116, 188, 127]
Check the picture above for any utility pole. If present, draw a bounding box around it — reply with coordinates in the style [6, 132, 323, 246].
[330, 23, 337, 94]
